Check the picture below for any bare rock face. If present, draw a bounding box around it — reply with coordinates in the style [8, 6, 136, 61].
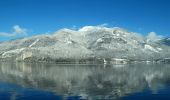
[0, 26, 170, 63]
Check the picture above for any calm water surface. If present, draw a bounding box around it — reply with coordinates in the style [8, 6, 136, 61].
[0, 62, 170, 100]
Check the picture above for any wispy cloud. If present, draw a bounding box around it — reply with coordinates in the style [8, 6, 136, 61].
[0, 25, 27, 37]
[97, 23, 108, 27]
[0, 32, 15, 37]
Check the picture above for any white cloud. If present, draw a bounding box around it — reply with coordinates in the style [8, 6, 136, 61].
[13, 25, 26, 34]
[0, 25, 27, 37]
[147, 32, 162, 42]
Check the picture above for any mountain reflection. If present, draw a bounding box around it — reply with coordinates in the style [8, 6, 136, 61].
[0, 62, 170, 99]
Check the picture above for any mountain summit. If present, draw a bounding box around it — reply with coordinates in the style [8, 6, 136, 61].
[0, 26, 170, 64]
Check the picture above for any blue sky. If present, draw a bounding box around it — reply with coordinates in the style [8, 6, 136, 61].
[0, 0, 170, 41]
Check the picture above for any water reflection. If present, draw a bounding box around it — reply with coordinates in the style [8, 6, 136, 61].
[0, 62, 170, 99]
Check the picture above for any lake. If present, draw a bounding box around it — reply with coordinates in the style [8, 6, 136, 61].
[0, 62, 170, 100]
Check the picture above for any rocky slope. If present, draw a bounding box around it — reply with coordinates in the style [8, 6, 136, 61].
[0, 26, 170, 63]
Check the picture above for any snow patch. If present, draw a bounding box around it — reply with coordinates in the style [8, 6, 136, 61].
[2, 48, 25, 57]
[144, 44, 158, 52]
[96, 38, 103, 43]
[29, 39, 39, 47]
[157, 48, 162, 51]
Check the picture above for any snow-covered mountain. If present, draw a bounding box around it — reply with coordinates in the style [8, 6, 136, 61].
[0, 26, 170, 63]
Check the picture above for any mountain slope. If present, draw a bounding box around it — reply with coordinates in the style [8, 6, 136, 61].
[0, 26, 170, 63]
